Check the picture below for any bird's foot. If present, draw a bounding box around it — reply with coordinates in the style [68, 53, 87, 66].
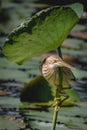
[51, 97, 61, 110]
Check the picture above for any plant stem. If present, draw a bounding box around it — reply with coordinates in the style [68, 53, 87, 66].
[51, 47, 63, 130]
[51, 103, 59, 130]
[58, 47, 63, 91]
[57, 46, 62, 58]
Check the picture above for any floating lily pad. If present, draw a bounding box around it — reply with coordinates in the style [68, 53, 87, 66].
[62, 38, 83, 50]
[72, 69, 87, 79]
[0, 68, 29, 82]
[72, 24, 87, 31]
[22, 102, 87, 130]
[0, 116, 25, 130]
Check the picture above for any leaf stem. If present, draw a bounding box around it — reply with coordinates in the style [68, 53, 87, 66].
[51, 103, 59, 130]
[51, 46, 63, 130]
[58, 47, 63, 91]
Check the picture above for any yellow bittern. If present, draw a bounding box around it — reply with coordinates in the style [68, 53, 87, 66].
[41, 55, 75, 105]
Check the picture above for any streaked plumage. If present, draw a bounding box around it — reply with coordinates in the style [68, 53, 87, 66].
[41, 55, 75, 88]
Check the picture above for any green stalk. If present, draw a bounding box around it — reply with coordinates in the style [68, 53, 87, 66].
[51, 102, 59, 130]
[51, 47, 63, 130]
[58, 47, 63, 91]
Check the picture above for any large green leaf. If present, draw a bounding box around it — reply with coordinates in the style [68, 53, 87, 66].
[20, 75, 54, 103]
[3, 3, 83, 64]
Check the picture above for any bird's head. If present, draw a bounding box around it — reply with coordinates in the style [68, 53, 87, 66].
[42, 55, 74, 70]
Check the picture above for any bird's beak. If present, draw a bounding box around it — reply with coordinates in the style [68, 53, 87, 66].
[56, 60, 74, 69]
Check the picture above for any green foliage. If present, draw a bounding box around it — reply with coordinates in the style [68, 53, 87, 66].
[20, 75, 80, 104]
[20, 75, 54, 102]
[3, 3, 83, 64]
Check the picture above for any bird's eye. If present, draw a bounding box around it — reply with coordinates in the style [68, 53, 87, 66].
[54, 60, 57, 63]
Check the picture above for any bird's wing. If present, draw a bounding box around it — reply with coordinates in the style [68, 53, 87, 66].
[63, 67, 76, 81]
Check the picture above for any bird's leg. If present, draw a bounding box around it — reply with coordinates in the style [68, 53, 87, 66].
[52, 85, 69, 108]
[52, 97, 61, 109]
[62, 86, 71, 90]
[59, 90, 69, 106]
[51, 88, 61, 110]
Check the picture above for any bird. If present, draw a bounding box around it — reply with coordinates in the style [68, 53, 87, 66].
[41, 55, 75, 88]
[41, 55, 75, 105]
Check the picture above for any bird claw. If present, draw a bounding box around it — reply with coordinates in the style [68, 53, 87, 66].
[51, 94, 69, 110]
[51, 97, 61, 108]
